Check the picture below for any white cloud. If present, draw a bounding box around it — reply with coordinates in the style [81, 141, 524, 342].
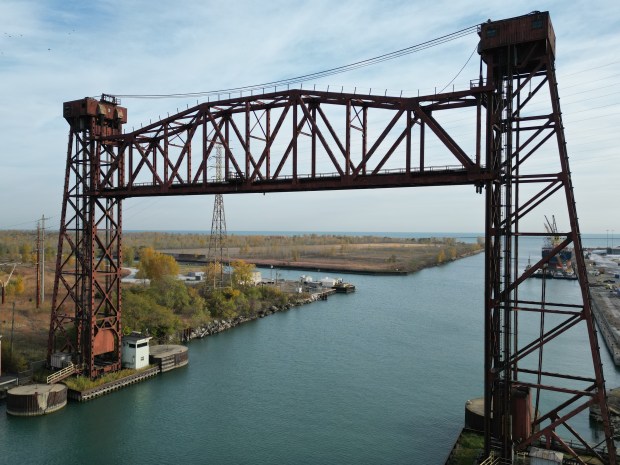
[0, 0, 618, 233]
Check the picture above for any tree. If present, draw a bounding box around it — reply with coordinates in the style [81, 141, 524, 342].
[19, 243, 33, 263]
[6, 275, 24, 296]
[203, 261, 224, 289]
[122, 286, 182, 338]
[124, 246, 135, 267]
[137, 247, 179, 281]
[230, 259, 256, 288]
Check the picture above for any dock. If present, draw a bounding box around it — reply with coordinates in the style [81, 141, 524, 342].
[591, 288, 620, 365]
[587, 250, 620, 365]
[68, 366, 160, 402]
[0, 375, 18, 400]
[149, 345, 189, 373]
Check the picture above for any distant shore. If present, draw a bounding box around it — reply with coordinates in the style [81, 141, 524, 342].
[155, 233, 484, 275]
[165, 248, 484, 275]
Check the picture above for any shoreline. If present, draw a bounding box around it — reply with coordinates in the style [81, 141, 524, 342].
[168, 248, 484, 276]
[180, 291, 329, 343]
[177, 248, 483, 344]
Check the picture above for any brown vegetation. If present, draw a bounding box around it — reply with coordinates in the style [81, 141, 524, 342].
[161, 235, 484, 274]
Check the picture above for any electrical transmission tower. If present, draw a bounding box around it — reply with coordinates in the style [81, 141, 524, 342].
[207, 144, 229, 286]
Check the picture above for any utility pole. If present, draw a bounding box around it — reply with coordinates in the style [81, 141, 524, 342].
[38, 215, 51, 305]
[36, 223, 41, 308]
[9, 302, 15, 365]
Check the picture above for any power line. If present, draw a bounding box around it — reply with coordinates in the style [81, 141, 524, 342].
[0, 216, 55, 230]
[438, 45, 478, 93]
[111, 25, 478, 100]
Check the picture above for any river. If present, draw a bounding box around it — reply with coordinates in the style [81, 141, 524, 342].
[0, 236, 617, 464]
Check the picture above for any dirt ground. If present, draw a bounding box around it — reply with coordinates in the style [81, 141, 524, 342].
[0, 263, 53, 365]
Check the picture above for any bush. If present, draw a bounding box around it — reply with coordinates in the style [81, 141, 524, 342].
[1, 343, 29, 373]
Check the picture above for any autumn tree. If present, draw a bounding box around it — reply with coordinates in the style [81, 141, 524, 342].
[137, 247, 179, 281]
[203, 261, 224, 289]
[124, 246, 136, 267]
[6, 275, 24, 296]
[230, 259, 256, 289]
[19, 243, 33, 263]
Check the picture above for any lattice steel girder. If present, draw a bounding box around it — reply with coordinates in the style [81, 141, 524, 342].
[94, 87, 491, 197]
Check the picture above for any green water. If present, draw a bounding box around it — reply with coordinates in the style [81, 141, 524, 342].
[1, 245, 617, 464]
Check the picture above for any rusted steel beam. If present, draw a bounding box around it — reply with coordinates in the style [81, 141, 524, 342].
[96, 169, 492, 198]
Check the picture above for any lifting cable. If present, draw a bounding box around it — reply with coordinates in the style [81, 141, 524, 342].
[112, 24, 478, 100]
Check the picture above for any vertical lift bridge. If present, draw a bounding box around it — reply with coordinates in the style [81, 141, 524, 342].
[48, 12, 616, 463]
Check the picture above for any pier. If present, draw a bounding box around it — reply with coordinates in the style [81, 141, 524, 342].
[67, 367, 160, 402]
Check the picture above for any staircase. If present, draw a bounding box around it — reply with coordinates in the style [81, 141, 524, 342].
[46, 363, 75, 384]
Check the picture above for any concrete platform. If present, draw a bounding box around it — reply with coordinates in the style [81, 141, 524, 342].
[149, 345, 188, 372]
[6, 383, 67, 416]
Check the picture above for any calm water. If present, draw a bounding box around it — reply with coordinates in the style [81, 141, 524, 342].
[1, 237, 617, 464]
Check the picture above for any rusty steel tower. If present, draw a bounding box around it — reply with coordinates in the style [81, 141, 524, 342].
[48, 94, 126, 378]
[48, 12, 616, 462]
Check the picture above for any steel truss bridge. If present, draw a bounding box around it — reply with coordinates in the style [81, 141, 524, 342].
[48, 11, 617, 464]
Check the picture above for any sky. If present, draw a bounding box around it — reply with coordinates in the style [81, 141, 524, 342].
[0, 0, 618, 234]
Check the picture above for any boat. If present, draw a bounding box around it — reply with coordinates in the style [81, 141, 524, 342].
[542, 215, 573, 272]
[332, 278, 356, 293]
[526, 216, 577, 280]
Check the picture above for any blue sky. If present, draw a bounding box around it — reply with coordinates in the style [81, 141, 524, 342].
[1, 0, 618, 233]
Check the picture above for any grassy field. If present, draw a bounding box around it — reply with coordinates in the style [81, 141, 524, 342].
[0, 262, 53, 370]
[162, 236, 483, 274]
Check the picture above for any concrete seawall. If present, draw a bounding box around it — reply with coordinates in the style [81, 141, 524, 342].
[591, 288, 620, 366]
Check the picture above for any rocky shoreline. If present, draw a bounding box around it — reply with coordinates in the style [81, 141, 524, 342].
[181, 293, 323, 342]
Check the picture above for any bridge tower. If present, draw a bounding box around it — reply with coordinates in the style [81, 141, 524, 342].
[48, 95, 127, 378]
[479, 12, 615, 461]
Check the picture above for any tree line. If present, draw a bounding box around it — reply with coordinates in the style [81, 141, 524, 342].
[122, 248, 291, 341]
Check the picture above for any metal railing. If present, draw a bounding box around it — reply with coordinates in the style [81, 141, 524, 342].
[46, 362, 75, 384]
